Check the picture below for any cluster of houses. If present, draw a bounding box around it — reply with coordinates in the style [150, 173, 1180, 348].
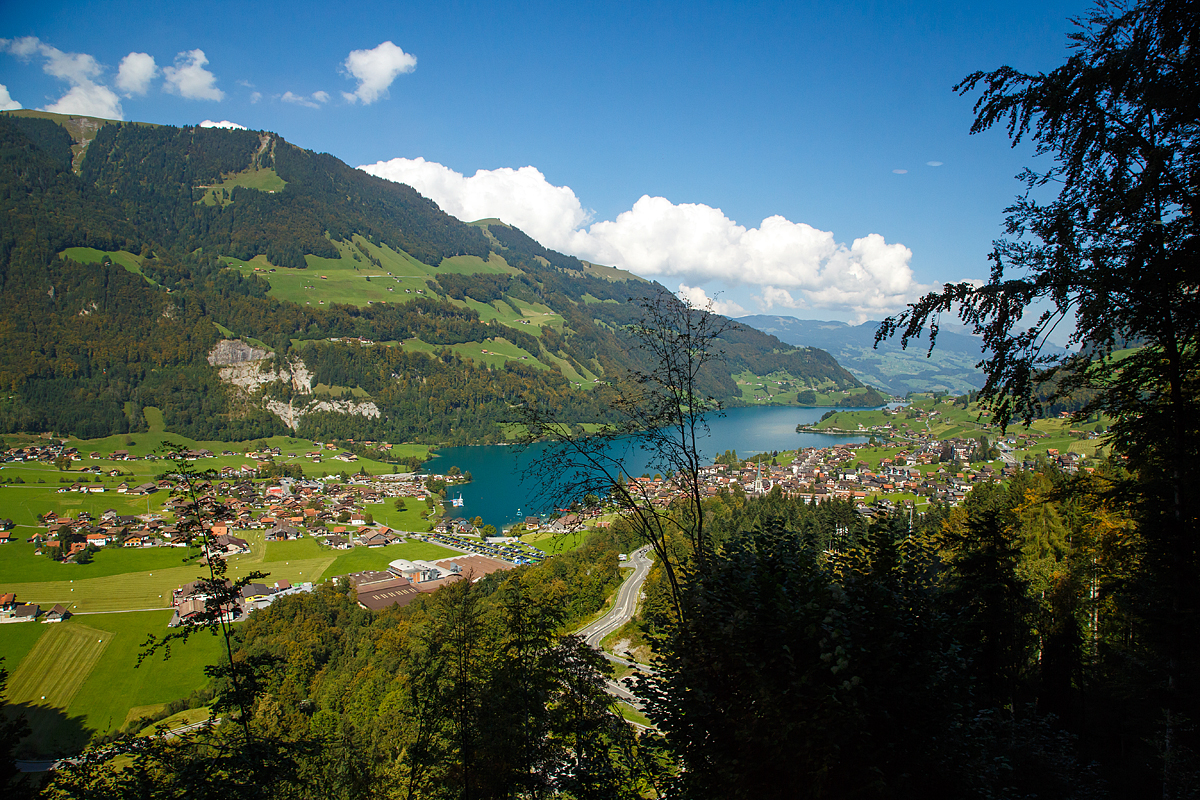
[616, 432, 1094, 512]
[2, 440, 78, 464]
[18, 469, 472, 566]
[169, 578, 315, 626]
[1, 438, 373, 476]
[0, 593, 69, 623]
[24, 508, 180, 559]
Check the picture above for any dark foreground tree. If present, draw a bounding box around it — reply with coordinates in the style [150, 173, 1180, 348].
[877, 0, 1200, 793]
[519, 287, 731, 620]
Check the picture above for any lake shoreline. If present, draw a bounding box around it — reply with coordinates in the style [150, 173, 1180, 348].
[420, 406, 874, 527]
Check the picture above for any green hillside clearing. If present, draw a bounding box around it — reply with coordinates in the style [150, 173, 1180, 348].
[197, 166, 286, 206]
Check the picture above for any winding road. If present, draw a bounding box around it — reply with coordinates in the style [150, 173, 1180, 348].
[576, 545, 656, 710]
[578, 545, 653, 653]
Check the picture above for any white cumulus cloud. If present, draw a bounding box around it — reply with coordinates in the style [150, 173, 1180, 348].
[163, 49, 223, 100]
[342, 41, 416, 104]
[677, 285, 747, 317]
[362, 157, 593, 252]
[2, 36, 123, 118]
[0, 84, 21, 110]
[43, 84, 123, 118]
[115, 52, 157, 95]
[360, 157, 926, 320]
[199, 119, 247, 129]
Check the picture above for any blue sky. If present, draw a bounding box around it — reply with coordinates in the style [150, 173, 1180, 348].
[2, 0, 1088, 333]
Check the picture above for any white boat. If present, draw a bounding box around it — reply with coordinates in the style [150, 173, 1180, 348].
[451, 493, 464, 508]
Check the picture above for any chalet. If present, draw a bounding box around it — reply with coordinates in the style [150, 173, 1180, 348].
[265, 524, 301, 541]
[124, 531, 157, 548]
[211, 534, 250, 555]
[42, 604, 70, 623]
[359, 529, 399, 548]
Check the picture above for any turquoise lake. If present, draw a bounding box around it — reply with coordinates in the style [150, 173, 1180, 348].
[421, 405, 871, 527]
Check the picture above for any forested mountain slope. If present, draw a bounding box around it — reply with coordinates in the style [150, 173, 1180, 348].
[0, 111, 863, 444]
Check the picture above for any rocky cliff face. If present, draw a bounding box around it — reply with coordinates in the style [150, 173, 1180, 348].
[208, 339, 271, 366]
[208, 339, 380, 430]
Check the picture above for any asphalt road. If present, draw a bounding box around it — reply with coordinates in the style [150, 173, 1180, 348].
[574, 545, 658, 713]
[578, 545, 653, 652]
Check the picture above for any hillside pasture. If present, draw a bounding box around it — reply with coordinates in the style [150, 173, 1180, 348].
[437, 253, 518, 275]
[69, 611, 220, 740]
[221, 238, 518, 310]
[197, 167, 286, 206]
[59, 248, 154, 285]
[398, 337, 548, 371]
[735, 370, 875, 406]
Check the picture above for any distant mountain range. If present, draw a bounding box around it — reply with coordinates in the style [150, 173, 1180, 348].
[736, 315, 994, 396]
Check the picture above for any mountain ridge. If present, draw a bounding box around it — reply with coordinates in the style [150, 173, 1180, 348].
[737, 313, 990, 396]
[0, 110, 867, 445]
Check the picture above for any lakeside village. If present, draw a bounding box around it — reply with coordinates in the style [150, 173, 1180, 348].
[0, 404, 1099, 625]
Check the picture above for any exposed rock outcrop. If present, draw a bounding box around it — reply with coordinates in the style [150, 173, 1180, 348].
[208, 339, 271, 366]
[207, 339, 378, 431]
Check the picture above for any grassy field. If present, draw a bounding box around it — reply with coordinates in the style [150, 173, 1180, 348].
[69, 612, 220, 739]
[450, 295, 564, 335]
[2, 611, 222, 755]
[363, 500, 438, 531]
[735, 370, 879, 406]
[840, 446, 906, 470]
[197, 167, 286, 206]
[520, 529, 591, 555]
[262, 537, 326, 562]
[218, 236, 574, 347]
[0, 407, 430, 486]
[136, 706, 210, 735]
[812, 407, 898, 431]
[59, 247, 156, 285]
[399, 336, 546, 371]
[0, 538, 199, 583]
[220, 237, 516, 312]
[7, 623, 111, 712]
[809, 393, 1111, 466]
[0, 620, 49, 676]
